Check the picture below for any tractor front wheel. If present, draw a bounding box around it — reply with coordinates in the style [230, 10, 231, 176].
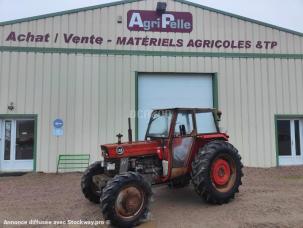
[101, 172, 152, 227]
[81, 161, 106, 204]
[191, 140, 243, 204]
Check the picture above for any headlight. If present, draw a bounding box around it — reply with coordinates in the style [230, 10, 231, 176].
[106, 162, 116, 171]
[101, 146, 109, 158]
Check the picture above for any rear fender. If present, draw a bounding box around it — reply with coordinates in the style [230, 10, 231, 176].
[186, 133, 229, 173]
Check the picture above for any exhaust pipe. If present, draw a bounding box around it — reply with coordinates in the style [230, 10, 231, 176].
[128, 117, 133, 143]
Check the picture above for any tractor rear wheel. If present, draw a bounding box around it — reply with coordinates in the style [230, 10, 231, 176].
[191, 140, 243, 204]
[81, 161, 106, 204]
[101, 172, 152, 227]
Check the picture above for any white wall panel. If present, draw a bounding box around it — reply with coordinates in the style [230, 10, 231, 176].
[1, 51, 302, 171]
[0, 0, 302, 171]
[0, 0, 302, 54]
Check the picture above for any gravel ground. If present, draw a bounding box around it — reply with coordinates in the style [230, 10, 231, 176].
[1, 167, 303, 228]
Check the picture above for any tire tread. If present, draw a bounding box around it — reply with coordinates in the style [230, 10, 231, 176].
[100, 172, 152, 227]
[191, 140, 243, 205]
[81, 161, 104, 204]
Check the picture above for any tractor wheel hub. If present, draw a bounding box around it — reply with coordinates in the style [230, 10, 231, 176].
[124, 195, 141, 213]
[211, 159, 231, 186]
[115, 186, 144, 218]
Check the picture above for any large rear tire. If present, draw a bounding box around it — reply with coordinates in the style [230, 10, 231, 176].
[101, 172, 152, 228]
[191, 140, 243, 204]
[81, 161, 105, 204]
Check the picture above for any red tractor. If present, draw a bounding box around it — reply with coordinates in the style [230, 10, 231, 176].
[81, 108, 243, 227]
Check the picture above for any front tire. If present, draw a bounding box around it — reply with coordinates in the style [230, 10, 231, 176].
[191, 140, 243, 204]
[101, 172, 152, 227]
[81, 161, 105, 204]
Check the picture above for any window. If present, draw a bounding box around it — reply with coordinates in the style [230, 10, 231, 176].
[196, 112, 217, 134]
[294, 120, 301, 156]
[4, 121, 12, 160]
[174, 112, 193, 136]
[277, 120, 291, 156]
[147, 111, 173, 138]
[15, 120, 35, 160]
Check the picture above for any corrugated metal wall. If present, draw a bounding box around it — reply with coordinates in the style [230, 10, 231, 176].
[0, 0, 302, 53]
[0, 0, 303, 171]
[0, 52, 302, 171]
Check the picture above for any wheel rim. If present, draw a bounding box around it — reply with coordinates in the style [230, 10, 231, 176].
[115, 185, 145, 220]
[211, 154, 237, 192]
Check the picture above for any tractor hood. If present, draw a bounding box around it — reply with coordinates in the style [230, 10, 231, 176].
[101, 140, 163, 159]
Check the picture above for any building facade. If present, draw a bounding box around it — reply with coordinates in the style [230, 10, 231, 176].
[0, 0, 302, 172]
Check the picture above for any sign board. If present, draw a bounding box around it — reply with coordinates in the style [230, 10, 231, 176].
[2, 10, 279, 50]
[53, 119, 64, 128]
[53, 118, 64, 137]
[127, 10, 193, 33]
[53, 128, 63, 137]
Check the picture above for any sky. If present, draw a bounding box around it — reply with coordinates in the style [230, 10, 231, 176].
[0, 0, 302, 33]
